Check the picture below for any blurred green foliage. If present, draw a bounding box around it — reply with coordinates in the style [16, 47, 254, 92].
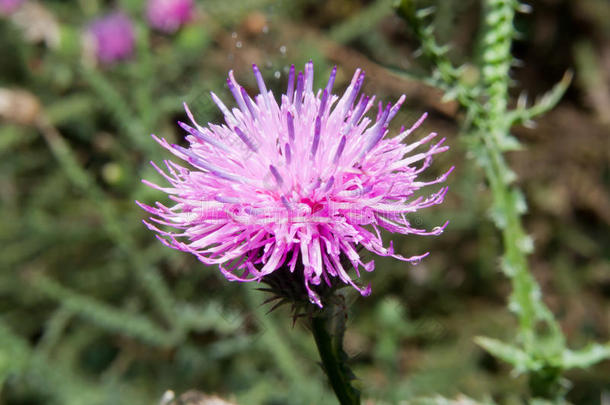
[0, 0, 608, 404]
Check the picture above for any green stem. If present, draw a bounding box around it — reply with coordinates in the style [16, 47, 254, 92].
[398, 0, 579, 399]
[481, 130, 537, 345]
[311, 311, 360, 405]
[478, 0, 562, 349]
[528, 365, 565, 400]
[474, 0, 565, 394]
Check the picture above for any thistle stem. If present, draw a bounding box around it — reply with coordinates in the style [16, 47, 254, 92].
[311, 311, 360, 405]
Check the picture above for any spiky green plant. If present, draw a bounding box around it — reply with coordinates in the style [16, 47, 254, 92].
[396, 0, 610, 400]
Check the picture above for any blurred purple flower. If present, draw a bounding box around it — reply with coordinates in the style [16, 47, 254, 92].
[139, 62, 452, 307]
[86, 12, 134, 64]
[0, 0, 25, 15]
[146, 0, 193, 33]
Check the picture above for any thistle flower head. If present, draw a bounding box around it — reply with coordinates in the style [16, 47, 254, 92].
[139, 62, 452, 307]
[146, 0, 193, 33]
[86, 12, 134, 64]
[0, 0, 24, 15]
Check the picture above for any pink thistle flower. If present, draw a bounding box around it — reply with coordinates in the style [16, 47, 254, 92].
[86, 12, 135, 64]
[139, 62, 452, 307]
[0, 0, 25, 15]
[146, 0, 194, 33]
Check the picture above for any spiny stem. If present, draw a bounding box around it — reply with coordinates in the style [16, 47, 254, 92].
[480, 129, 537, 345]
[397, 0, 570, 397]
[311, 308, 360, 405]
[478, 0, 562, 348]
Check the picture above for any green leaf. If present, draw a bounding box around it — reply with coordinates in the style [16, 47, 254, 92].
[496, 133, 522, 151]
[507, 71, 573, 126]
[475, 336, 541, 372]
[561, 343, 610, 369]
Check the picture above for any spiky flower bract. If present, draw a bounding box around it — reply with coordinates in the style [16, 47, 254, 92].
[139, 62, 452, 307]
[146, 0, 193, 33]
[86, 11, 134, 65]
